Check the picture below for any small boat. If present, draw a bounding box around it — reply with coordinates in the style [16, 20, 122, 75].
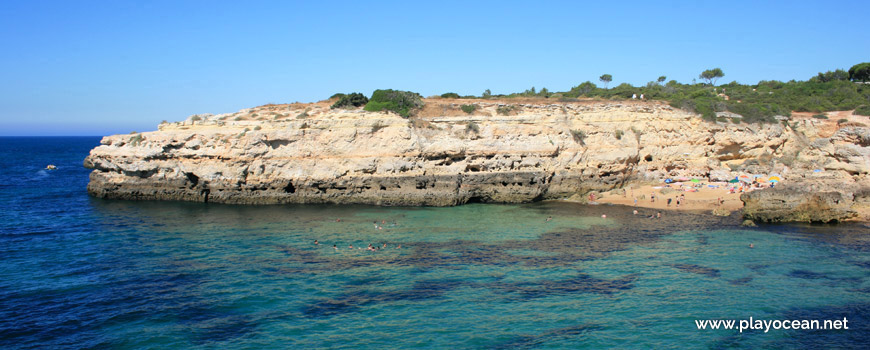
[45, 165, 57, 170]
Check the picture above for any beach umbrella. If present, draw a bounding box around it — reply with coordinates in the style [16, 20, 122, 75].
[769, 179, 779, 183]
[729, 179, 740, 183]
[753, 174, 764, 178]
[756, 177, 766, 183]
[690, 179, 700, 183]
[768, 176, 781, 182]
[738, 175, 750, 181]
[664, 179, 673, 184]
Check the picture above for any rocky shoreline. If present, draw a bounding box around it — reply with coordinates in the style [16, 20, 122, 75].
[84, 98, 870, 223]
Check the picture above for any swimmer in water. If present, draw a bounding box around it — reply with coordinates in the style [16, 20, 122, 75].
[333, 245, 337, 250]
[656, 212, 661, 218]
[314, 240, 318, 245]
[749, 243, 754, 248]
[546, 216, 552, 222]
[601, 214, 607, 218]
[349, 244, 353, 249]
[633, 210, 638, 215]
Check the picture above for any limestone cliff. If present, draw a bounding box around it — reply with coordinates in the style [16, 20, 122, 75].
[84, 99, 870, 220]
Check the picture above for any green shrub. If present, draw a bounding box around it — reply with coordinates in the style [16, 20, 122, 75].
[296, 111, 309, 119]
[441, 92, 460, 99]
[331, 92, 369, 109]
[837, 119, 849, 124]
[855, 105, 870, 116]
[614, 129, 624, 140]
[466, 121, 480, 134]
[364, 89, 424, 118]
[330, 93, 346, 99]
[460, 104, 477, 114]
[190, 115, 202, 122]
[570, 129, 586, 144]
[253, 126, 261, 131]
[812, 114, 828, 119]
[300, 122, 309, 129]
[496, 105, 518, 115]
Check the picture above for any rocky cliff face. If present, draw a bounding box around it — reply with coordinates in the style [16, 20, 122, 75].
[84, 99, 870, 220]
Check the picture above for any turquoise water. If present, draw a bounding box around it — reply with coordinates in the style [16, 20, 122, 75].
[1, 137, 869, 349]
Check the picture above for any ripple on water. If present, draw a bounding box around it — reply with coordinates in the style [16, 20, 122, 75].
[1, 138, 869, 349]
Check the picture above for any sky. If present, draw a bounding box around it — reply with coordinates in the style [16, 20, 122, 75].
[1, 0, 868, 136]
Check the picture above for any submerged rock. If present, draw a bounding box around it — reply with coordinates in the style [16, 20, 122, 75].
[712, 207, 731, 217]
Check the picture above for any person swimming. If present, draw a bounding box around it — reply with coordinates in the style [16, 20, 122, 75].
[656, 212, 661, 218]
[633, 210, 638, 215]
[314, 240, 318, 245]
[601, 214, 607, 218]
[546, 216, 552, 222]
[749, 243, 754, 248]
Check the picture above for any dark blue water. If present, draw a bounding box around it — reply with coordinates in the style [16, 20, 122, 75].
[1, 137, 868, 349]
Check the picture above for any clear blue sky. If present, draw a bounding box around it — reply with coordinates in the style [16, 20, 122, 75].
[1, 0, 868, 136]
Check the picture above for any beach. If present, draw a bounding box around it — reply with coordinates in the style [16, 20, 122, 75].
[593, 182, 752, 213]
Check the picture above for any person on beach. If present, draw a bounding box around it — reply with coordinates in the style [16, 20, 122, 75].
[656, 212, 661, 218]
[667, 198, 672, 207]
[650, 193, 655, 203]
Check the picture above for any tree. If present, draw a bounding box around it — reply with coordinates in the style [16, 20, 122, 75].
[657, 76, 667, 85]
[599, 74, 612, 89]
[699, 68, 724, 86]
[849, 62, 870, 82]
[812, 69, 850, 82]
[571, 81, 597, 96]
[482, 89, 492, 98]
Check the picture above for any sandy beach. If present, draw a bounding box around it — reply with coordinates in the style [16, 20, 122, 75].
[591, 182, 752, 213]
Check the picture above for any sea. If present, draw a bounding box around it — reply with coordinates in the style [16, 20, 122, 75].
[0, 136, 868, 349]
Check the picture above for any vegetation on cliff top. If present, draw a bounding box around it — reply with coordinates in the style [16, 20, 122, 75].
[363, 89, 424, 118]
[325, 62, 870, 124]
[331, 92, 369, 109]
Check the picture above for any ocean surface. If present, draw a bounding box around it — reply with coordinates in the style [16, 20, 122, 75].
[1, 136, 868, 349]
